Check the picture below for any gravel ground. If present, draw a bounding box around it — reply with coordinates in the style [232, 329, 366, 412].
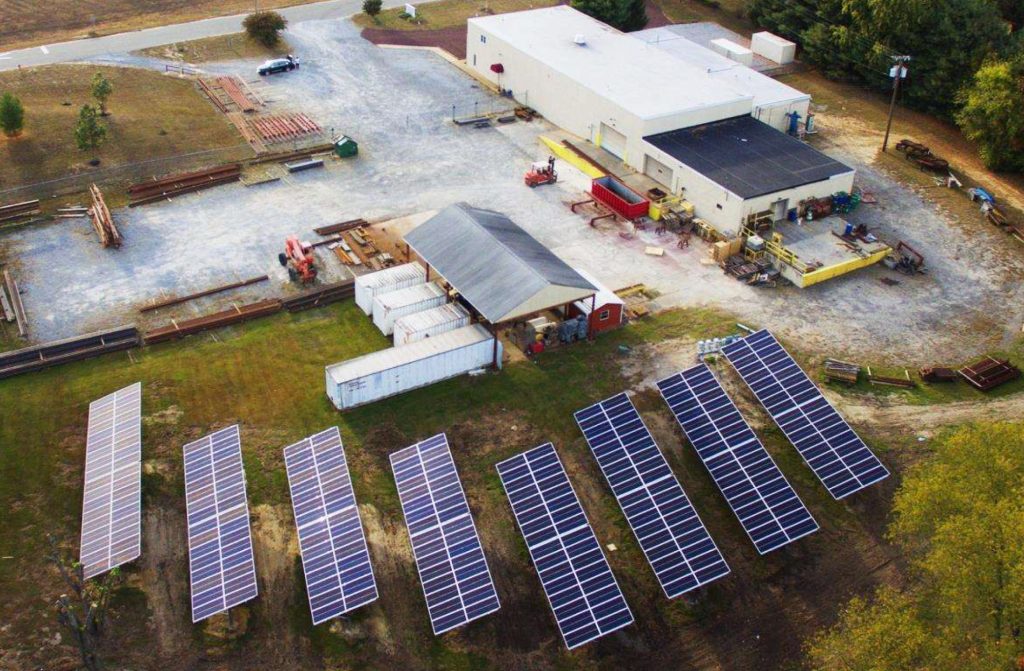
[2, 16, 1023, 364]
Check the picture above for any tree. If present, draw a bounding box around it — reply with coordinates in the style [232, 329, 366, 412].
[48, 535, 123, 671]
[91, 72, 113, 116]
[362, 0, 383, 20]
[956, 52, 1024, 171]
[807, 423, 1024, 671]
[0, 92, 24, 137]
[74, 104, 106, 152]
[571, 0, 647, 32]
[243, 10, 288, 48]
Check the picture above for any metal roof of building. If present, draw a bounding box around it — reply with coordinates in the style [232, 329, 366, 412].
[644, 116, 854, 199]
[404, 203, 596, 324]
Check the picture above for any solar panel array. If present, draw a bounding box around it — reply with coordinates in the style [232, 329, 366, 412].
[284, 427, 378, 625]
[496, 443, 633, 649]
[721, 330, 889, 499]
[80, 382, 143, 580]
[575, 394, 730, 598]
[657, 365, 819, 555]
[390, 434, 500, 635]
[183, 425, 258, 622]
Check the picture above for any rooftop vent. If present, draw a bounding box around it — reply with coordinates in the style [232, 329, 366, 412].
[574, 33, 587, 46]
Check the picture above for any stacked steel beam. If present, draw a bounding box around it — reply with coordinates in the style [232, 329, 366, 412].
[128, 164, 242, 207]
[0, 326, 140, 379]
[0, 199, 41, 224]
[280, 280, 355, 312]
[143, 299, 282, 344]
[247, 113, 322, 143]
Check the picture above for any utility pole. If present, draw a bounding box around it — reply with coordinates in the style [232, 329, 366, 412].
[882, 55, 910, 152]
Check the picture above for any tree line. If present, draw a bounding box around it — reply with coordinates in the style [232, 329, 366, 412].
[748, 0, 1024, 171]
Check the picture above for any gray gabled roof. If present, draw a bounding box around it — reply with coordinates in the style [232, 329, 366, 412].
[404, 203, 596, 323]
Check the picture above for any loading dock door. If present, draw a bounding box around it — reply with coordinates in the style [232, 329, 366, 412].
[643, 155, 673, 188]
[599, 123, 627, 159]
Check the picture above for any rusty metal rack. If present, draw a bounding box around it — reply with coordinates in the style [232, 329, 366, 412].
[959, 357, 1021, 392]
[128, 164, 242, 207]
[248, 113, 322, 143]
[0, 326, 140, 380]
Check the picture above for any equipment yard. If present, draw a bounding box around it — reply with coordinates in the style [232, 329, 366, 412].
[1, 3, 1023, 671]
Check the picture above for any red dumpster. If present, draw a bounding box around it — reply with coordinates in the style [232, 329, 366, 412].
[591, 176, 649, 220]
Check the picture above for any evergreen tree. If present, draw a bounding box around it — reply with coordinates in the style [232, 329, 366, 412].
[0, 92, 25, 137]
[74, 104, 106, 152]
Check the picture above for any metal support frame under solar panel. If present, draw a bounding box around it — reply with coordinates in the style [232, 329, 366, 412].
[284, 426, 378, 625]
[496, 443, 633, 650]
[574, 392, 730, 598]
[390, 433, 501, 635]
[657, 365, 819, 555]
[721, 330, 889, 499]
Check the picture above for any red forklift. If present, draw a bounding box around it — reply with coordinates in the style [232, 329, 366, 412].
[524, 156, 557, 187]
[279, 236, 318, 283]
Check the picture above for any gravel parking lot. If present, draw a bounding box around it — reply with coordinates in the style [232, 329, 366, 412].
[2, 17, 1022, 364]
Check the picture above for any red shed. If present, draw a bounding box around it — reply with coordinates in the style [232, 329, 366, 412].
[569, 268, 625, 335]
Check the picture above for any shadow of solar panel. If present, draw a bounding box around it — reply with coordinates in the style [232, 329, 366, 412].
[183, 425, 258, 622]
[390, 434, 500, 635]
[284, 427, 378, 625]
[496, 443, 633, 649]
[80, 382, 143, 580]
[575, 393, 730, 598]
[657, 365, 818, 555]
[721, 330, 889, 499]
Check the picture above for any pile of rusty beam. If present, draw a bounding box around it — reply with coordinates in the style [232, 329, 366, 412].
[958, 356, 1021, 391]
[140, 274, 269, 312]
[314, 218, 367, 236]
[248, 113, 321, 144]
[281, 280, 355, 312]
[2, 269, 27, 337]
[228, 112, 268, 153]
[920, 366, 958, 383]
[128, 164, 242, 207]
[216, 76, 259, 112]
[88, 184, 122, 248]
[143, 298, 282, 344]
[247, 143, 334, 165]
[0, 199, 41, 224]
[197, 78, 229, 113]
[0, 326, 140, 380]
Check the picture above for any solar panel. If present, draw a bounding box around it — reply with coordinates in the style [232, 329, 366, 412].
[390, 434, 500, 635]
[79, 382, 143, 580]
[183, 425, 258, 622]
[496, 443, 633, 650]
[284, 427, 378, 625]
[657, 365, 818, 555]
[721, 330, 889, 499]
[575, 393, 730, 598]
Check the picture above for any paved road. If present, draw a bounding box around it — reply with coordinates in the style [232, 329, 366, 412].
[0, 0, 408, 72]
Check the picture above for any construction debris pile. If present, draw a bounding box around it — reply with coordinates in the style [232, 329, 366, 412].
[89, 184, 122, 248]
[895, 139, 949, 173]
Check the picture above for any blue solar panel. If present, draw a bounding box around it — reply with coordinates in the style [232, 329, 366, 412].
[390, 434, 500, 635]
[657, 365, 818, 555]
[721, 330, 889, 499]
[183, 425, 259, 622]
[284, 427, 378, 625]
[496, 443, 633, 649]
[575, 393, 730, 598]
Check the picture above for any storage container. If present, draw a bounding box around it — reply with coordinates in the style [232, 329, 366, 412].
[393, 303, 471, 347]
[325, 324, 501, 409]
[354, 263, 425, 315]
[750, 31, 796, 65]
[372, 282, 447, 335]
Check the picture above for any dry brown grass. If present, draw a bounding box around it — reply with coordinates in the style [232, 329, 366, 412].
[352, 0, 557, 32]
[137, 32, 293, 63]
[0, 65, 250, 195]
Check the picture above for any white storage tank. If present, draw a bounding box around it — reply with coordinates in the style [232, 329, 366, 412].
[393, 303, 471, 347]
[372, 282, 447, 336]
[325, 324, 501, 410]
[354, 262, 426, 315]
[709, 38, 754, 66]
[750, 31, 796, 65]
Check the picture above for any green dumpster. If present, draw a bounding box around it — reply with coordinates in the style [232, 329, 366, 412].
[333, 136, 358, 158]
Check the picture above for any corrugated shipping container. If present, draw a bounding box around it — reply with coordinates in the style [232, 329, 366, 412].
[354, 263, 426, 315]
[325, 324, 501, 410]
[372, 282, 447, 336]
[393, 303, 471, 347]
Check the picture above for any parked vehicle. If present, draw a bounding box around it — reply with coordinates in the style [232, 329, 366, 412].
[258, 55, 299, 76]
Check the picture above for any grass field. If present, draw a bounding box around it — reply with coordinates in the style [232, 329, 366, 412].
[0, 65, 250, 201]
[137, 32, 293, 63]
[353, 0, 558, 31]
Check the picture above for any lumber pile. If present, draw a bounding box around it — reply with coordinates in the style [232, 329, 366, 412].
[128, 164, 242, 207]
[959, 357, 1021, 391]
[824, 359, 860, 384]
[0, 199, 41, 224]
[88, 184, 122, 247]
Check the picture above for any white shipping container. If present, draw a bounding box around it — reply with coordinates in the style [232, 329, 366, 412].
[354, 263, 426, 315]
[372, 282, 447, 336]
[750, 31, 796, 65]
[325, 324, 501, 410]
[393, 303, 471, 347]
[709, 38, 754, 66]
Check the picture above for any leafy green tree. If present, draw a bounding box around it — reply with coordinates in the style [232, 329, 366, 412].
[362, 0, 383, 20]
[91, 72, 113, 116]
[807, 423, 1024, 671]
[243, 11, 288, 48]
[571, 0, 647, 32]
[0, 92, 25, 137]
[74, 104, 106, 152]
[957, 52, 1024, 171]
[995, 0, 1024, 30]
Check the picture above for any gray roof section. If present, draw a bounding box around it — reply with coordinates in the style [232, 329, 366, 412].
[404, 203, 596, 323]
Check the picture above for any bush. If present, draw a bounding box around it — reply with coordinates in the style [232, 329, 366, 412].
[0, 92, 25, 137]
[956, 53, 1024, 172]
[363, 0, 383, 19]
[243, 11, 288, 48]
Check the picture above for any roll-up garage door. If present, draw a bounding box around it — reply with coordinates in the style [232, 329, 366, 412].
[643, 155, 673, 188]
[599, 123, 627, 159]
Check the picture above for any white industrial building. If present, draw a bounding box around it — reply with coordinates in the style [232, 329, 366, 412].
[467, 6, 852, 236]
